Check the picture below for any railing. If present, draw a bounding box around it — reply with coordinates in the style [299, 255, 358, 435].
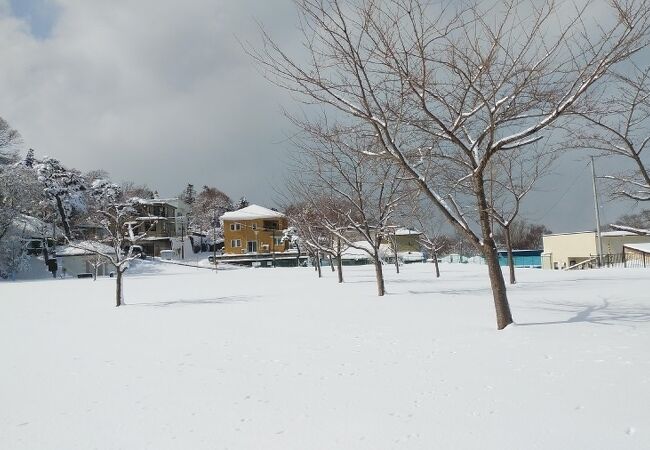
[567, 253, 649, 270]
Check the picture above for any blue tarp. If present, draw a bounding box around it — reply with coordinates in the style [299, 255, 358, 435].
[497, 250, 542, 268]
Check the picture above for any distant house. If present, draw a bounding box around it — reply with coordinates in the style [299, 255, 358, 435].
[135, 198, 189, 257]
[55, 241, 116, 277]
[340, 241, 393, 265]
[72, 223, 108, 241]
[392, 228, 422, 253]
[497, 249, 542, 268]
[542, 230, 650, 269]
[221, 205, 289, 255]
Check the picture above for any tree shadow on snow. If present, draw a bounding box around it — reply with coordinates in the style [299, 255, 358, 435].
[128, 295, 257, 308]
[406, 287, 492, 296]
[516, 297, 650, 327]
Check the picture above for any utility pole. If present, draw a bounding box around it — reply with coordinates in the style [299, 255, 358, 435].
[591, 156, 604, 267]
[212, 210, 218, 274]
[271, 228, 277, 268]
[180, 221, 185, 260]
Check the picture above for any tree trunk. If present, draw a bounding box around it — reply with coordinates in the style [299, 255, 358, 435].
[392, 236, 400, 274]
[336, 239, 344, 283]
[329, 255, 335, 272]
[295, 242, 301, 266]
[55, 195, 72, 239]
[505, 226, 516, 285]
[316, 250, 322, 278]
[374, 255, 385, 296]
[475, 175, 513, 329]
[42, 238, 49, 264]
[483, 243, 511, 328]
[432, 245, 440, 278]
[115, 269, 124, 307]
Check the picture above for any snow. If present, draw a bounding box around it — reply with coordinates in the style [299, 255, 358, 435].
[545, 230, 641, 237]
[1, 263, 649, 449]
[601, 230, 640, 237]
[136, 198, 181, 205]
[394, 227, 421, 236]
[55, 241, 115, 257]
[340, 240, 393, 260]
[221, 204, 285, 221]
[7, 214, 63, 238]
[610, 224, 650, 235]
[398, 251, 425, 262]
[624, 243, 650, 253]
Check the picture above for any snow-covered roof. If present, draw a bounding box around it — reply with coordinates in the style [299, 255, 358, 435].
[394, 227, 422, 236]
[221, 204, 285, 221]
[56, 241, 115, 257]
[601, 230, 641, 237]
[399, 251, 425, 262]
[341, 241, 394, 260]
[545, 230, 640, 237]
[624, 243, 650, 253]
[136, 197, 180, 205]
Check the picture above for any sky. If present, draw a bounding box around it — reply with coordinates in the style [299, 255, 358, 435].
[0, 0, 644, 232]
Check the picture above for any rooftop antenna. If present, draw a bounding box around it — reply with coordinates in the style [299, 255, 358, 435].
[591, 156, 604, 266]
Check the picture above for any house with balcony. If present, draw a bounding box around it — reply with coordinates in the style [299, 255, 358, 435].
[135, 198, 189, 257]
[221, 205, 289, 255]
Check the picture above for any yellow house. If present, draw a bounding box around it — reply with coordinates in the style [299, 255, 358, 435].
[221, 205, 289, 255]
[542, 230, 650, 269]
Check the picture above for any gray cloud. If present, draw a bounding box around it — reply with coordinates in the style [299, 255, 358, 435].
[0, 0, 642, 232]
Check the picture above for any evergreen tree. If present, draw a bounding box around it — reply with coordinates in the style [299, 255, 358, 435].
[182, 183, 196, 205]
[24, 148, 35, 167]
[237, 196, 249, 209]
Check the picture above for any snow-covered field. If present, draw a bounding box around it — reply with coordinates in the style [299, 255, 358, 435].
[1, 262, 649, 449]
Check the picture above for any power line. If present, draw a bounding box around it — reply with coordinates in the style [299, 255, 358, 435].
[532, 162, 591, 222]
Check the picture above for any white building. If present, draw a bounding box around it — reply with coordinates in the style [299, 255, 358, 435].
[55, 241, 116, 278]
[541, 230, 650, 269]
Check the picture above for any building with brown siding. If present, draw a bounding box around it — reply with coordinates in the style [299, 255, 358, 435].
[221, 205, 289, 255]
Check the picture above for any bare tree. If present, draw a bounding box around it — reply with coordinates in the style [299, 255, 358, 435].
[120, 181, 155, 200]
[70, 181, 157, 306]
[575, 65, 650, 201]
[250, 0, 650, 328]
[285, 200, 348, 282]
[494, 219, 552, 250]
[287, 123, 406, 296]
[0, 117, 22, 243]
[404, 194, 451, 278]
[487, 146, 555, 284]
[0, 117, 20, 165]
[191, 186, 233, 249]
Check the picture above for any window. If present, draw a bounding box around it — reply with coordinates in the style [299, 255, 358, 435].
[252, 223, 257, 230]
[274, 236, 283, 246]
[231, 239, 241, 248]
[230, 223, 242, 231]
[263, 220, 279, 230]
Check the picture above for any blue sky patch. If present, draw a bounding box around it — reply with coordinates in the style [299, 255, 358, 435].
[9, 0, 60, 39]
